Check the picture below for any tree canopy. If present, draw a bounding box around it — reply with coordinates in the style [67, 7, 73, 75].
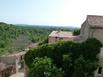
[25, 38, 102, 77]
[0, 22, 71, 55]
[29, 57, 64, 77]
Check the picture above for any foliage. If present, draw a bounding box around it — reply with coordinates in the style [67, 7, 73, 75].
[29, 57, 64, 77]
[38, 37, 48, 46]
[62, 54, 72, 77]
[0, 22, 71, 55]
[25, 38, 102, 77]
[74, 55, 98, 77]
[73, 29, 80, 35]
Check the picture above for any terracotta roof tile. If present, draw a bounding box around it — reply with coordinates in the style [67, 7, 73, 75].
[87, 15, 103, 28]
[49, 31, 73, 38]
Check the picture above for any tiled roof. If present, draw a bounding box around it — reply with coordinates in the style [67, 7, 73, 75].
[87, 15, 103, 28]
[49, 31, 73, 38]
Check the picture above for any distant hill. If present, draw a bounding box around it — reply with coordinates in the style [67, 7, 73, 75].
[0, 23, 50, 55]
[16, 24, 80, 30]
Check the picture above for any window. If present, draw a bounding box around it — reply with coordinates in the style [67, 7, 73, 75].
[98, 67, 102, 74]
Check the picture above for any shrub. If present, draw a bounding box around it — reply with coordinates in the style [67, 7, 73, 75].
[62, 54, 72, 77]
[73, 29, 80, 35]
[24, 38, 102, 77]
[29, 57, 64, 77]
[38, 38, 48, 46]
[74, 55, 98, 77]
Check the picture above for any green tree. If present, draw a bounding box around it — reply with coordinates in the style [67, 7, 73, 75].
[25, 38, 102, 77]
[74, 56, 98, 77]
[29, 57, 64, 77]
[73, 29, 80, 35]
[62, 54, 72, 77]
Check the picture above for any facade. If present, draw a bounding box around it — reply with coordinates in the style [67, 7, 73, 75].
[0, 51, 25, 65]
[0, 51, 26, 77]
[80, 15, 103, 44]
[0, 63, 14, 77]
[48, 31, 75, 43]
[80, 15, 103, 77]
[0, 63, 6, 77]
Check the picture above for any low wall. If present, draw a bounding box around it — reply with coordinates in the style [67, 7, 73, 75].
[0, 56, 16, 65]
[0, 65, 16, 77]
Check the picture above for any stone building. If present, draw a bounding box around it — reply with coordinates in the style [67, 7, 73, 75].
[0, 63, 14, 77]
[0, 51, 26, 77]
[80, 15, 103, 77]
[48, 31, 75, 43]
[0, 63, 6, 77]
[24, 15, 103, 77]
[80, 15, 103, 44]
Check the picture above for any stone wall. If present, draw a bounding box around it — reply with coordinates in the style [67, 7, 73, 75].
[48, 37, 74, 43]
[90, 29, 103, 44]
[0, 65, 16, 77]
[0, 56, 16, 65]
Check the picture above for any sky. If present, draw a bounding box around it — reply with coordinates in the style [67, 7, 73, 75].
[0, 0, 103, 27]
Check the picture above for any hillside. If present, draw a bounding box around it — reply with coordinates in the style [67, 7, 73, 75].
[0, 22, 73, 55]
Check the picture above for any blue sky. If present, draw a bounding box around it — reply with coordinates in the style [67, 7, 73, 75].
[0, 0, 103, 27]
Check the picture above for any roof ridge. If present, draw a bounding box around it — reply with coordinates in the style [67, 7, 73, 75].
[87, 15, 103, 17]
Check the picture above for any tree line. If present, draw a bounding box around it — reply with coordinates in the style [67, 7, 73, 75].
[0, 22, 73, 55]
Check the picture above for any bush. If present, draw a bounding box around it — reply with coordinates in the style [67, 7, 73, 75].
[62, 54, 72, 77]
[29, 57, 64, 77]
[73, 29, 80, 35]
[24, 38, 102, 77]
[74, 55, 98, 77]
[38, 38, 48, 46]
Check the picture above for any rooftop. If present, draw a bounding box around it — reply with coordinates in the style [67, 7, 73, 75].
[49, 31, 73, 38]
[87, 15, 103, 28]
